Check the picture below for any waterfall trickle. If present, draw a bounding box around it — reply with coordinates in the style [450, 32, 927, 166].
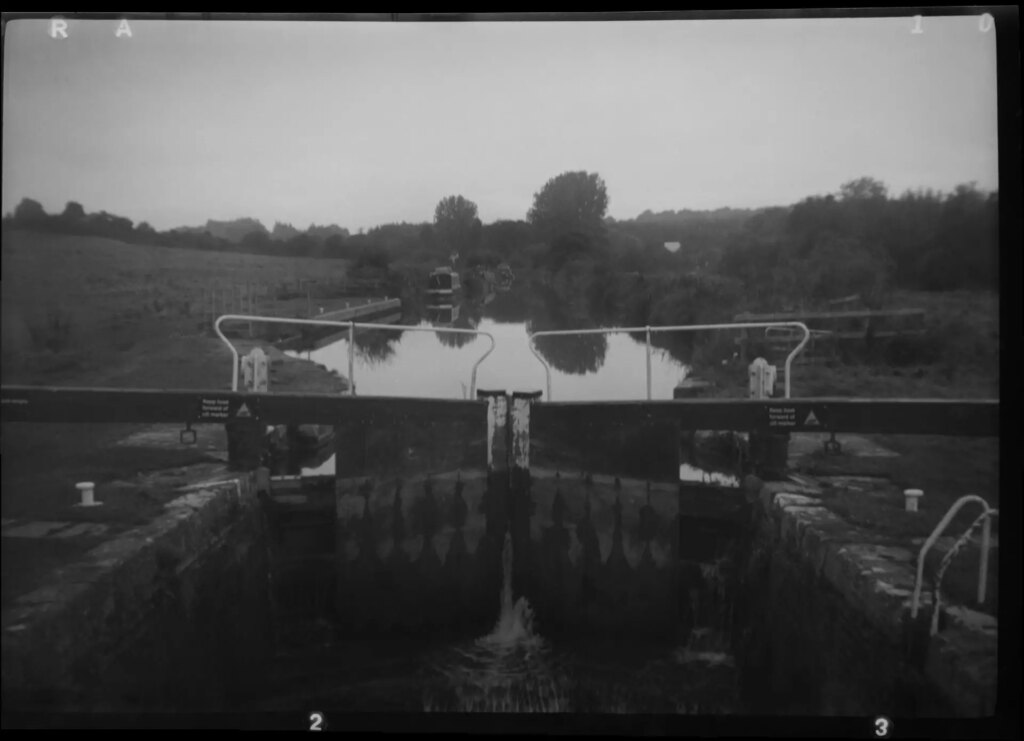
[477, 530, 544, 653]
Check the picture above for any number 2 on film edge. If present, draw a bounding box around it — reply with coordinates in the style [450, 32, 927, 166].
[309, 711, 324, 731]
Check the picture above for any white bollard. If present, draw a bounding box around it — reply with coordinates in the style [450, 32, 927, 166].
[904, 488, 924, 513]
[75, 481, 102, 507]
[748, 357, 777, 399]
[241, 347, 269, 392]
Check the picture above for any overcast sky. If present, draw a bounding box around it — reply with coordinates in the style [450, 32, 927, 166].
[2, 14, 999, 232]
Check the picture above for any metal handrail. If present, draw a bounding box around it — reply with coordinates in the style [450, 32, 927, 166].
[213, 314, 496, 398]
[527, 321, 811, 400]
[911, 494, 998, 636]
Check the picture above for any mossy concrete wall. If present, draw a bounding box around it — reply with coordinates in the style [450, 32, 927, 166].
[1, 473, 274, 712]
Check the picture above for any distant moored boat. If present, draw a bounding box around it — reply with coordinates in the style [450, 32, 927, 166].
[427, 267, 462, 296]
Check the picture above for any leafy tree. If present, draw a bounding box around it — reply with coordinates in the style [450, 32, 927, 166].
[481, 219, 534, 258]
[544, 231, 604, 273]
[13, 198, 47, 222]
[528, 171, 609, 243]
[241, 229, 273, 254]
[286, 233, 318, 257]
[838, 176, 888, 201]
[135, 221, 158, 243]
[434, 195, 481, 256]
[61, 201, 86, 222]
[322, 233, 348, 259]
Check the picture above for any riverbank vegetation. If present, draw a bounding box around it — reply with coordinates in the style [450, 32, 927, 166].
[3, 169, 999, 397]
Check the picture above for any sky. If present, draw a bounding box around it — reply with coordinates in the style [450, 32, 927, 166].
[2, 14, 1000, 233]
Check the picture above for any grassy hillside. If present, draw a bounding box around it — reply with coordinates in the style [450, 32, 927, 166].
[1, 229, 351, 381]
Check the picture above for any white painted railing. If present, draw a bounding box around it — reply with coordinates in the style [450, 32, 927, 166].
[911, 494, 999, 636]
[213, 314, 495, 399]
[527, 322, 811, 401]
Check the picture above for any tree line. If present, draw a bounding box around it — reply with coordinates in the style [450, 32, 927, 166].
[0, 199, 354, 259]
[3, 171, 998, 301]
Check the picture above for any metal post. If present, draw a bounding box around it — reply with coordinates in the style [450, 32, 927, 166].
[247, 282, 253, 338]
[645, 326, 652, 400]
[348, 321, 356, 396]
[978, 514, 991, 604]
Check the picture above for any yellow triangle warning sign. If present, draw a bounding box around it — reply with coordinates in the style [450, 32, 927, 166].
[804, 410, 821, 426]
[236, 403, 252, 418]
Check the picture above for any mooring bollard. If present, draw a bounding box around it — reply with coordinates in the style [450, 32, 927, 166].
[74, 481, 102, 508]
[904, 488, 924, 513]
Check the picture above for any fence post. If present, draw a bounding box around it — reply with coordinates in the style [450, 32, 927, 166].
[645, 326, 652, 400]
[348, 321, 356, 396]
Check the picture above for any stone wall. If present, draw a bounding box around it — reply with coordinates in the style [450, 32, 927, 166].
[1, 474, 274, 712]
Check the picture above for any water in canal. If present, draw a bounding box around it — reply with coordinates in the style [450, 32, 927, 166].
[250, 532, 741, 714]
[289, 318, 692, 401]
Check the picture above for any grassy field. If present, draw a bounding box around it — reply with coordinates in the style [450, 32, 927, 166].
[1, 229, 353, 383]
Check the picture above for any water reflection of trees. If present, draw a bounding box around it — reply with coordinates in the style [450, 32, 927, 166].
[353, 328, 402, 366]
[435, 313, 480, 349]
[532, 332, 608, 375]
[483, 289, 530, 324]
[649, 332, 696, 367]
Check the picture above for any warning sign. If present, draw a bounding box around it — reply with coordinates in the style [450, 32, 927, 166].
[767, 406, 798, 428]
[197, 397, 259, 421]
[199, 397, 232, 420]
[804, 410, 821, 426]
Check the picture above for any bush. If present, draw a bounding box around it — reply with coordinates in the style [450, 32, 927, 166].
[354, 246, 391, 272]
[880, 334, 944, 367]
[466, 250, 502, 269]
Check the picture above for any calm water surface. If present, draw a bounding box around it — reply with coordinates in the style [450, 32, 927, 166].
[288, 319, 692, 402]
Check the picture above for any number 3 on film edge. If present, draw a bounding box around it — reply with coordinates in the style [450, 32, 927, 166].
[873, 715, 892, 738]
[309, 711, 324, 731]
